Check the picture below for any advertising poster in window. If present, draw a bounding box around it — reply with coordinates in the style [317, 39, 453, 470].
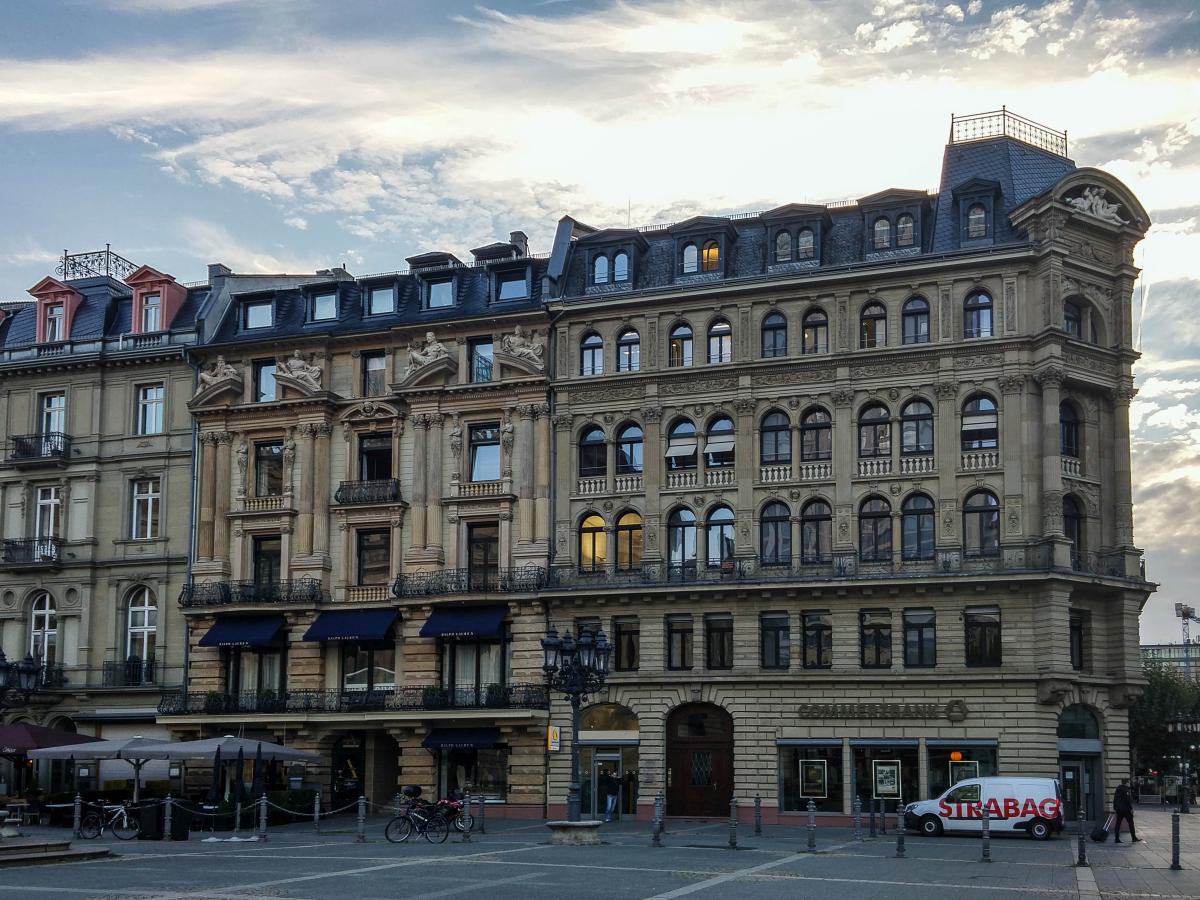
[799, 759, 828, 799]
[872, 760, 901, 799]
[949, 760, 979, 786]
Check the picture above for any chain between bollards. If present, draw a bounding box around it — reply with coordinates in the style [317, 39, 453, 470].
[853, 795, 863, 842]
[869, 797, 877, 838]
[806, 799, 817, 852]
[258, 793, 268, 842]
[356, 795, 366, 843]
[1171, 812, 1182, 870]
[1076, 809, 1087, 867]
[728, 796, 738, 849]
[163, 795, 173, 842]
[980, 807, 992, 863]
[72, 793, 82, 839]
[754, 793, 762, 836]
[313, 793, 321, 832]
[460, 792, 473, 844]
[895, 796, 905, 858]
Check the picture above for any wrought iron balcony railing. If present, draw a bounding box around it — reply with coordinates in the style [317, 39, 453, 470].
[179, 577, 328, 608]
[392, 565, 546, 598]
[101, 657, 157, 687]
[334, 479, 402, 505]
[0, 538, 64, 567]
[157, 682, 549, 716]
[8, 432, 72, 463]
[1071, 550, 1128, 578]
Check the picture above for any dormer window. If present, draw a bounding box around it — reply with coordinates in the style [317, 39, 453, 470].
[367, 285, 394, 316]
[497, 270, 529, 301]
[45, 304, 64, 342]
[797, 229, 815, 259]
[426, 279, 454, 309]
[594, 255, 609, 284]
[613, 252, 630, 283]
[701, 240, 720, 272]
[141, 293, 161, 332]
[873, 218, 891, 250]
[311, 291, 337, 321]
[682, 243, 699, 274]
[775, 232, 792, 263]
[243, 300, 273, 330]
[967, 204, 988, 239]
[896, 215, 915, 247]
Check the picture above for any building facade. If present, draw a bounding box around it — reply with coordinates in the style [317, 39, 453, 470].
[1141, 644, 1199, 680]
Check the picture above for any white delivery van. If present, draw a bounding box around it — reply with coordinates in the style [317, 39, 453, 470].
[903, 776, 1063, 840]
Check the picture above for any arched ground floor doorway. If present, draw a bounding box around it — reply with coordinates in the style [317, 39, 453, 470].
[666, 703, 732, 817]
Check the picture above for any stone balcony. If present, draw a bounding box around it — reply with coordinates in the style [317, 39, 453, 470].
[961, 450, 1002, 471]
[1062, 457, 1083, 478]
[857, 457, 892, 477]
[900, 454, 936, 475]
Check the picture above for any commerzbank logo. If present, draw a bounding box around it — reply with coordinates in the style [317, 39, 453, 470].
[796, 700, 970, 722]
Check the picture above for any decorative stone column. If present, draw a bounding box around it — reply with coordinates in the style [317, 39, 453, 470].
[296, 424, 317, 557]
[830, 388, 855, 551]
[733, 398, 756, 535]
[535, 402, 552, 547]
[197, 433, 217, 560]
[425, 414, 444, 556]
[1111, 384, 1138, 553]
[1036, 367, 1065, 535]
[933, 381, 959, 549]
[409, 415, 428, 552]
[312, 423, 331, 559]
[213, 432, 232, 566]
[517, 404, 536, 546]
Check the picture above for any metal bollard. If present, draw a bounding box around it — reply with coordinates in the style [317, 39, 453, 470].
[869, 797, 877, 838]
[460, 793, 473, 844]
[163, 795, 173, 842]
[728, 796, 738, 849]
[313, 793, 321, 832]
[895, 797, 905, 858]
[980, 807, 992, 863]
[880, 798, 887, 835]
[356, 795, 366, 843]
[853, 795, 863, 842]
[1075, 809, 1087, 867]
[1171, 812, 1182, 870]
[651, 808, 662, 848]
[72, 793, 82, 839]
[478, 794, 486, 834]
[234, 800, 242, 834]
[656, 791, 667, 834]
[806, 799, 817, 852]
[754, 793, 762, 836]
[259, 793, 268, 842]
[393, 792, 402, 819]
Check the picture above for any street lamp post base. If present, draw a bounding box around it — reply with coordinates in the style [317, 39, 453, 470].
[545, 820, 604, 845]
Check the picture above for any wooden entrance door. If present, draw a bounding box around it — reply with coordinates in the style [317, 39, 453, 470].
[666, 703, 733, 816]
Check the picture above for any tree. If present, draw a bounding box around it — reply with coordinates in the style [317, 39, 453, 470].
[1130, 661, 1200, 773]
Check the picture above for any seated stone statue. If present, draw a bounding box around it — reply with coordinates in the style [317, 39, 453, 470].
[278, 349, 323, 389]
[1067, 186, 1128, 225]
[196, 355, 239, 390]
[501, 324, 545, 367]
[407, 331, 451, 371]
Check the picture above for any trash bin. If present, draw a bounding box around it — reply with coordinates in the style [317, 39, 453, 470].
[170, 802, 193, 841]
[136, 801, 163, 840]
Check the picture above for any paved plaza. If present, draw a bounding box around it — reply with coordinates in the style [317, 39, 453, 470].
[0, 806, 1195, 900]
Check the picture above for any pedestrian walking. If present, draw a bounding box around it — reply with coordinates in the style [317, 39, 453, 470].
[601, 769, 619, 823]
[1113, 778, 1142, 844]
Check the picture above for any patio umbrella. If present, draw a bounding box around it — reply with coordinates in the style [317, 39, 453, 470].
[232, 746, 246, 805]
[249, 743, 264, 799]
[0, 722, 96, 755]
[206, 746, 223, 805]
[29, 735, 170, 803]
[152, 735, 319, 764]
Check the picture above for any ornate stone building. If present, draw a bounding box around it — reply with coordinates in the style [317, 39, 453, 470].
[0, 250, 203, 794]
[539, 111, 1152, 824]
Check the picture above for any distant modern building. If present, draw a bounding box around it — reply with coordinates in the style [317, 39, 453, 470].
[1141, 644, 1200, 679]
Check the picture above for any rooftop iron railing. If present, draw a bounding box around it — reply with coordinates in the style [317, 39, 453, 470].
[950, 108, 1068, 157]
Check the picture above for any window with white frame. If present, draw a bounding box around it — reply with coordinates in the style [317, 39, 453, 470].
[141, 293, 162, 332]
[127, 587, 157, 662]
[35, 486, 61, 540]
[131, 477, 161, 539]
[30, 592, 57, 665]
[45, 304, 65, 342]
[136, 383, 164, 435]
[40, 392, 66, 434]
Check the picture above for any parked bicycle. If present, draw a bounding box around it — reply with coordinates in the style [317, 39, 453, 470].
[384, 801, 449, 844]
[434, 797, 474, 834]
[79, 802, 140, 840]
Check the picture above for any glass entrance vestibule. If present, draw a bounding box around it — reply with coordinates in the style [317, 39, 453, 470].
[578, 703, 640, 820]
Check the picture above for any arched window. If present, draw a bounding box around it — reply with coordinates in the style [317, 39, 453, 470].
[580, 332, 604, 376]
[682, 243, 698, 274]
[760, 411, 791, 465]
[902, 297, 930, 345]
[901, 399, 934, 455]
[800, 500, 832, 563]
[578, 426, 606, 478]
[616, 512, 643, 571]
[613, 251, 630, 283]
[858, 403, 891, 458]
[964, 291, 993, 338]
[617, 329, 640, 372]
[859, 497, 892, 562]
[30, 592, 57, 664]
[707, 318, 732, 364]
[1064, 300, 1082, 338]
[961, 396, 998, 451]
[901, 494, 935, 560]
[1064, 495, 1083, 566]
[579, 514, 607, 572]
[963, 490, 1000, 557]
[706, 505, 735, 567]
[896, 213, 915, 247]
[1060, 402, 1080, 458]
[666, 419, 698, 471]
[966, 203, 987, 239]
[593, 255, 609, 285]
[668, 507, 697, 569]
[705, 415, 736, 468]
[1057, 704, 1100, 740]
[616, 423, 644, 474]
[873, 217, 891, 250]
[775, 231, 792, 263]
[127, 587, 157, 662]
[669, 323, 693, 367]
[797, 228, 815, 259]
[701, 240, 720, 272]
[760, 501, 791, 566]
[860, 301, 887, 348]
[800, 407, 832, 461]
[761, 312, 787, 358]
[802, 309, 828, 354]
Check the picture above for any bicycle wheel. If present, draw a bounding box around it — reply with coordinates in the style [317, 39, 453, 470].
[454, 813, 474, 833]
[79, 813, 102, 840]
[385, 815, 414, 843]
[423, 817, 449, 844]
[112, 812, 140, 841]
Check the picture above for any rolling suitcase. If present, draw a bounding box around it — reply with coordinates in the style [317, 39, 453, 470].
[1091, 813, 1115, 842]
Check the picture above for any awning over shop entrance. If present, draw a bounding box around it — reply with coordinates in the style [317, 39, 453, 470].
[198, 615, 286, 648]
[419, 605, 506, 639]
[303, 608, 398, 642]
[422, 728, 502, 750]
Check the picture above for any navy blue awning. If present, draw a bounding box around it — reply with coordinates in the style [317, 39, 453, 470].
[419, 605, 506, 639]
[198, 615, 286, 648]
[422, 728, 502, 750]
[303, 608, 399, 643]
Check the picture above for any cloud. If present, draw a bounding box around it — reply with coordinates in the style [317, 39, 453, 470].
[283, 216, 308, 230]
[178, 217, 321, 273]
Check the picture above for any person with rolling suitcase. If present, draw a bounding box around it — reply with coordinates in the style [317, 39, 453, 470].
[1091, 813, 1114, 843]
[1112, 779, 1142, 843]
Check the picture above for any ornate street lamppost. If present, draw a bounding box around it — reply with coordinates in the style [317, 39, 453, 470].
[541, 624, 611, 822]
[1168, 715, 1200, 814]
[0, 649, 42, 710]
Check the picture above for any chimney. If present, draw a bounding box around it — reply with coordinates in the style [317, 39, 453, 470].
[509, 231, 529, 257]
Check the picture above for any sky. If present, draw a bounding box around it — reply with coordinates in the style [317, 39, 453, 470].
[0, 0, 1197, 642]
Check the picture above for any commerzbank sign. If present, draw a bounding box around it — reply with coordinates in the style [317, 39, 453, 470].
[796, 700, 970, 722]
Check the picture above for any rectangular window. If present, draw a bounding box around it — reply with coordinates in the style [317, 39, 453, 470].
[903, 608, 936, 667]
[1070, 612, 1085, 671]
[252, 535, 282, 590]
[141, 293, 161, 332]
[761, 613, 790, 669]
[469, 423, 501, 481]
[243, 300, 273, 329]
[356, 529, 391, 585]
[802, 612, 832, 669]
[343, 641, 396, 692]
[45, 303, 65, 342]
[496, 271, 528, 301]
[358, 433, 393, 481]
[614, 618, 639, 671]
[439, 747, 508, 802]
[705, 614, 733, 670]
[254, 361, 277, 402]
[311, 292, 337, 321]
[367, 285, 394, 316]
[666, 616, 693, 670]
[469, 338, 494, 383]
[40, 392, 66, 434]
[860, 609, 892, 668]
[254, 441, 284, 496]
[35, 486, 61, 539]
[467, 523, 500, 591]
[427, 279, 454, 309]
[130, 477, 161, 539]
[362, 351, 387, 397]
[135, 383, 165, 435]
[964, 606, 1002, 667]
